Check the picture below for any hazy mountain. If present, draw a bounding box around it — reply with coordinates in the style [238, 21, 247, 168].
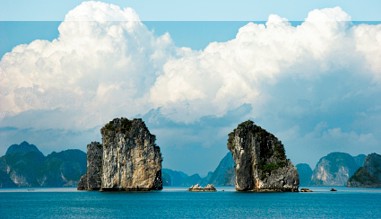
[348, 153, 381, 187]
[311, 152, 362, 186]
[2, 141, 45, 187]
[162, 153, 236, 187]
[42, 149, 86, 187]
[6, 141, 44, 157]
[162, 168, 202, 186]
[0, 156, 17, 187]
[296, 163, 313, 186]
[0, 141, 86, 187]
[207, 152, 235, 186]
[353, 154, 366, 167]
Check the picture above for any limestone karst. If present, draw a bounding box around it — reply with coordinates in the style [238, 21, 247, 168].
[227, 120, 299, 192]
[78, 118, 162, 191]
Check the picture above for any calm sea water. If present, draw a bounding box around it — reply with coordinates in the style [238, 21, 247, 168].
[1, 187, 381, 218]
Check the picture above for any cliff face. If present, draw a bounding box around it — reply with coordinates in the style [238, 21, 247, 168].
[347, 153, 381, 187]
[311, 152, 360, 186]
[100, 118, 162, 191]
[77, 142, 103, 190]
[227, 121, 299, 192]
[296, 163, 313, 186]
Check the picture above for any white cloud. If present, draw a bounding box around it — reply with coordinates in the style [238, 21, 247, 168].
[353, 24, 381, 79]
[1, 2, 381, 165]
[2, 3, 380, 127]
[0, 1, 179, 129]
[149, 7, 381, 122]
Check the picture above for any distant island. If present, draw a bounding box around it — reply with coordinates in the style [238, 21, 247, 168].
[0, 141, 86, 187]
[348, 153, 381, 187]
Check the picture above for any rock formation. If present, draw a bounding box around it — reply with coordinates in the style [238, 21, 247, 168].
[296, 163, 313, 186]
[347, 153, 381, 187]
[300, 188, 313, 192]
[79, 118, 163, 191]
[188, 184, 217, 192]
[77, 142, 103, 190]
[227, 120, 299, 192]
[311, 152, 361, 186]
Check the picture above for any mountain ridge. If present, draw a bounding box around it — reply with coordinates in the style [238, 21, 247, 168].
[0, 141, 86, 187]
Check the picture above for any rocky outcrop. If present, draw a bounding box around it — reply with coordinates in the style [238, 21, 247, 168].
[0, 141, 86, 188]
[296, 163, 313, 186]
[227, 120, 299, 192]
[311, 152, 361, 186]
[77, 142, 102, 190]
[79, 118, 163, 191]
[207, 152, 235, 186]
[300, 188, 313, 192]
[188, 184, 217, 192]
[347, 153, 381, 187]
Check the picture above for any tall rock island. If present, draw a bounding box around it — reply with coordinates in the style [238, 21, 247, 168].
[227, 120, 299, 192]
[78, 118, 163, 191]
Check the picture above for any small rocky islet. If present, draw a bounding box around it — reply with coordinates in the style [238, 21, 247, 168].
[188, 184, 217, 192]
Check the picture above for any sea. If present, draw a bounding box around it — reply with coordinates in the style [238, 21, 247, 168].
[1, 187, 381, 218]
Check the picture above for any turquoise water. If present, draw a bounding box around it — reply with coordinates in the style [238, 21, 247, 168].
[1, 187, 381, 218]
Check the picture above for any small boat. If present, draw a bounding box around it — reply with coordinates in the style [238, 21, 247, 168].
[330, 188, 337, 192]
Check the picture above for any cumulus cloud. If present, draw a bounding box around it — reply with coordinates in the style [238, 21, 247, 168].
[0, 1, 180, 129]
[150, 7, 381, 122]
[1, 2, 381, 170]
[2, 4, 381, 126]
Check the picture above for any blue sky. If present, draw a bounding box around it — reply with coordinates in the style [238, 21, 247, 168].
[2, 0, 381, 21]
[1, 1, 381, 176]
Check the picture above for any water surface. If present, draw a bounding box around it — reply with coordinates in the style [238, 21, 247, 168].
[1, 187, 380, 218]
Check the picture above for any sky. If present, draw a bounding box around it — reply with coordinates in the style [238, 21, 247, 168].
[2, 0, 381, 21]
[1, 1, 381, 176]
